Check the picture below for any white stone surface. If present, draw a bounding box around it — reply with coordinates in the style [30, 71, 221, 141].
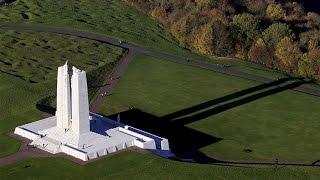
[71, 67, 90, 135]
[56, 62, 72, 130]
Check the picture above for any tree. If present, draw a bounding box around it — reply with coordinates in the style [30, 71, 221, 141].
[275, 36, 302, 72]
[248, 38, 275, 67]
[241, 0, 268, 16]
[211, 20, 234, 56]
[232, 13, 260, 47]
[300, 30, 320, 50]
[190, 23, 214, 55]
[284, 2, 305, 21]
[150, 5, 167, 24]
[298, 47, 320, 79]
[266, 3, 286, 20]
[305, 12, 320, 29]
[170, 17, 189, 46]
[263, 23, 294, 47]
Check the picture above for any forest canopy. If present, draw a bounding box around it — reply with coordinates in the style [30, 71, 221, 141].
[124, 0, 320, 80]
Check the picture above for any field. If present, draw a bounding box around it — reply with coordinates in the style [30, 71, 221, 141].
[0, 31, 124, 157]
[98, 54, 320, 162]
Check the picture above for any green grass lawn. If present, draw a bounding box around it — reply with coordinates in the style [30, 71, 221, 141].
[0, 31, 124, 157]
[1, 151, 320, 179]
[98, 54, 320, 162]
[0, 30, 123, 83]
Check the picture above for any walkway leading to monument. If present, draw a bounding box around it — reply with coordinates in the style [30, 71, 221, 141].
[1, 24, 320, 97]
[90, 50, 137, 113]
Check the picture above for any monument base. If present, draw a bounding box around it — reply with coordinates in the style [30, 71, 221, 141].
[14, 113, 171, 161]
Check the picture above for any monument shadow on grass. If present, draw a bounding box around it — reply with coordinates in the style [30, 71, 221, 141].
[108, 78, 309, 163]
[35, 78, 309, 163]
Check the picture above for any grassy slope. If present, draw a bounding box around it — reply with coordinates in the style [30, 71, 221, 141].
[0, 30, 123, 82]
[0, 31, 124, 157]
[0, 0, 193, 57]
[0, 73, 47, 157]
[0, 0, 302, 82]
[1, 151, 320, 179]
[98, 54, 320, 162]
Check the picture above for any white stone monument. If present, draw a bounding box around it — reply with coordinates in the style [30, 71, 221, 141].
[14, 62, 171, 161]
[55, 62, 90, 135]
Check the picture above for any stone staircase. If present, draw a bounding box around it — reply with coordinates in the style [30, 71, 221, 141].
[31, 136, 62, 154]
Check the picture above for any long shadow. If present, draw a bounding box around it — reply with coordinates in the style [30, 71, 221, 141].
[173, 80, 308, 126]
[107, 78, 308, 163]
[161, 77, 294, 121]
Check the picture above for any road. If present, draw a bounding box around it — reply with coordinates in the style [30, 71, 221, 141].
[1, 23, 320, 98]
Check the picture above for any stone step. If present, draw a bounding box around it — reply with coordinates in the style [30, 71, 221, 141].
[31, 137, 62, 154]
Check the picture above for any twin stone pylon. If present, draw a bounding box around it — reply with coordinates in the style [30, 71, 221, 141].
[56, 62, 90, 135]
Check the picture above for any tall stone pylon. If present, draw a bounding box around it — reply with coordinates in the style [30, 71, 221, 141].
[56, 62, 72, 130]
[71, 66, 90, 135]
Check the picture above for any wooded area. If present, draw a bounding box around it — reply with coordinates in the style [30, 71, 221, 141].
[124, 0, 320, 80]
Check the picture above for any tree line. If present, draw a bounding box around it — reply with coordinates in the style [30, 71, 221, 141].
[124, 0, 320, 80]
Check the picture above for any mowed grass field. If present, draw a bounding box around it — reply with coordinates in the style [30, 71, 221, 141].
[1, 151, 320, 179]
[0, 31, 124, 157]
[98, 54, 320, 162]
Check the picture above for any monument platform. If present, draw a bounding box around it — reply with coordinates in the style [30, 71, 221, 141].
[14, 63, 171, 161]
[15, 113, 171, 161]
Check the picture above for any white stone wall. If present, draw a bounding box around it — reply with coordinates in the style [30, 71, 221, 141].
[160, 139, 170, 150]
[118, 127, 156, 149]
[56, 63, 72, 130]
[61, 144, 88, 161]
[71, 67, 90, 135]
[14, 127, 40, 141]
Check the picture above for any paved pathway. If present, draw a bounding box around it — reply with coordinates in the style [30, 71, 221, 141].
[0, 133, 54, 167]
[90, 50, 137, 112]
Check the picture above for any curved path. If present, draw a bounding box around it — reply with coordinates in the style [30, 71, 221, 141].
[1, 24, 320, 168]
[1, 24, 320, 97]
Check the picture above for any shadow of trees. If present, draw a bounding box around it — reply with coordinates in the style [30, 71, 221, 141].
[108, 77, 309, 163]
